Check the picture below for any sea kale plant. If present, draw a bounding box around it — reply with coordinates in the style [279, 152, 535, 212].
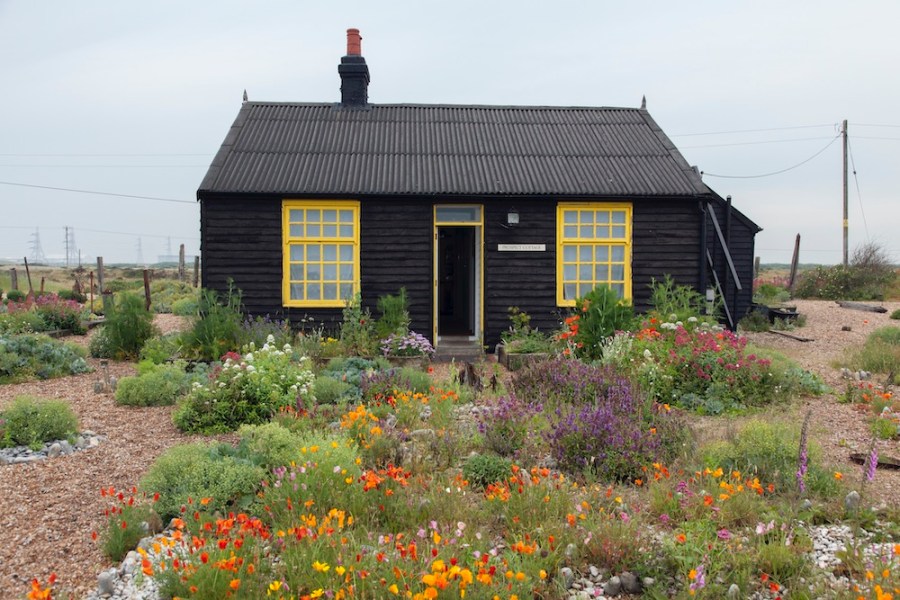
[173, 335, 315, 433]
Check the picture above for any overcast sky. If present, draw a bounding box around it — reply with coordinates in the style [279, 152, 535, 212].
[1, 0, 898, 266]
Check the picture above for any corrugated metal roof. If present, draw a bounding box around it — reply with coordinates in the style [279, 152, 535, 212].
[199, 103, 711, 197]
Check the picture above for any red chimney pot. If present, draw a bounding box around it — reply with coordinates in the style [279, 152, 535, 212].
[346, 28, 362, 56]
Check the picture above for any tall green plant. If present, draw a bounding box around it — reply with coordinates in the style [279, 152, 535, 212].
[375, 287, 410, 339]
[649, 275, 710, 323]
[572, 285, 634, 360]
[180, 284, 244, 361]
[92, 292, 158, 360]
[340, 292, 375, 356]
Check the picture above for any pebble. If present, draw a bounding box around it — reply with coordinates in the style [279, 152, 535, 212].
[0, 433, 104, 465]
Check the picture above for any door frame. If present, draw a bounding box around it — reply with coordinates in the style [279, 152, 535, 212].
[433, 205, 484, 346]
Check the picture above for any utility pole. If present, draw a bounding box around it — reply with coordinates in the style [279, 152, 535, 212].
[64, 226, 70, 268]
[842, 119, 848, 266]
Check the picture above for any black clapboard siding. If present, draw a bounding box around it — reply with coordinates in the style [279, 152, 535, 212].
[360, 198, 433, 338]
[483, 199, 557, 347]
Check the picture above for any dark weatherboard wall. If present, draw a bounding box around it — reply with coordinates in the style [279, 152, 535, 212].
[201, 194, 758, 350]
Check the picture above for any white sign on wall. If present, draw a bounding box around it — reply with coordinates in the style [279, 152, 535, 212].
[497, 244, 546, 252]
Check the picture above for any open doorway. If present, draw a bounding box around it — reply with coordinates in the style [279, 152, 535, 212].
[438, 227, 475, 336]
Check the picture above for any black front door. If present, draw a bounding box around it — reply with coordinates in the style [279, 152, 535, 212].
[438, 227, 475, 335]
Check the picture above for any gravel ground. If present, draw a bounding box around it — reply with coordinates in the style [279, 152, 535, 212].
[1, 304, 899, 599]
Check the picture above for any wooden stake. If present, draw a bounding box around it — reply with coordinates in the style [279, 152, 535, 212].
[23, 257, 34, 297]
[40, 276, 45, 294]
[193, 256, 200, 288]
[788, 234, 801, 293]
[9, 268, 17, 291]
[143, 269, 152, 311]
[178, 244, 186, 281]
[90, 271, 94, 310]
[753, 256, 761, 280]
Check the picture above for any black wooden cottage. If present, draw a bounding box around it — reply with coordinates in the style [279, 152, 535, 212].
[198, 29, 760, 354]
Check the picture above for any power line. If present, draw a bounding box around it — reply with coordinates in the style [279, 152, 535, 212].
[701, 134, 841, 179]
[0, 153, 211, 157]
[850, 135, 900, 141]
[846, 136, 870, 239]
[670, 123, 835, 137]
[0, 180, 195, 204]
[853, 123, 900, 128]
[680, 136, 835, 149]
[0, 164, 207, 168]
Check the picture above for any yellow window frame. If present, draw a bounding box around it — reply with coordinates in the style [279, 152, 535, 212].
[282, 200, 360, 308]
[556, 202, 633, 306]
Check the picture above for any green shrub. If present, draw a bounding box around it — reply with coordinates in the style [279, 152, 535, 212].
[753, 282, 791, 306]
[150, 280, 197, 314]
[0, 334, 91, 382]
[171, 296, 199, 316]
[462, 453, 512, 489]
[139, 334, 181, 364]
[100, 490, 162, 561]
[649, 275, 710, 323]
[313, 375, 354, 404]
[6, 290, 26, 303]
[738, 309, 772, 333]
[236, 422, 306, 470]
[568, 285, 634, 360]
[701, 419, 837, 498]
[57, 289, 87, 303]
[795, 243, 897, 300]
[139, 442, 266, 521]
[173, 341, 315, 433]
[33, 293, 86, 334]
[114, 362, 201, 407]
[359, 366, 432, 404]
[179, 284, 243, 361]
[871, 415, 899, 440]
[0, 310, 46, 335]
[320, 356, 388, 399]
[844, 326, 900, 383]
[0, 396, 79, 450]
[891, 308, 900, 320]
[91, 292, 158, 360]
[238, 315, 294, 350]
[339, 292, 376, 356]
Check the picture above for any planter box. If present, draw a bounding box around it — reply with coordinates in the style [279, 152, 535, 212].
[385, 355, 431, 370]
[496, 343, 550, 371]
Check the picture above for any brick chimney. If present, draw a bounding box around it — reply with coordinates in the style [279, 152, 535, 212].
[338, 28, 370, 108]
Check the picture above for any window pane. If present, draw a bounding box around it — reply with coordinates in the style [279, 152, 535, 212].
[289, 225, 304, 237]
[306, 264, 320, 281]
[578, 284, 591, 298]
[611, 265, 625, 280]
[339, 210, 353, 223]
[307, 245, 321, 261]
[306, 224, 320, 237]
[579, 225, 592, 238]
[611, 246, 625, 261]
[306, 284, 320, 300]
[579, 245, 592, 261]
[612, 211, 626, 224]
[340, 283, 353, 299]
[563, 210, 577, 224]
[595, 265, 609, 280]
[340, 264, 353, 279]
[290, 245, 304, 261]
[595, 226, 609, 239]
[323, 225, 337, 238]
[596, 211, 610, 224]
[323, 245, 337, 261]
[563, 246, 576, 261]
[579, 265, 592, 280]
[323, 264, 337, 280]
[323, 283, 337, 299]
[563, 225, 577, 239]
[595, 246, 608, 261]
[339, 245, 352, 261]
[611, 283, 625, 298]
[611, 226, 626, 238]
[289, 209, 304, 223]
[436, 206, 480, 222]
[580, 211, 594, 224]
[564, 283, 576, 299]
[339, 225, 353, 238]
[563, 265, 576, 280]
[290, 264, 304, 280]
[290, 284, 304, 300]
[323, 209, 337, 223]
[307, 210, 320, 223]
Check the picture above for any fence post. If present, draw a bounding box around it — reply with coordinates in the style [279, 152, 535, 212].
[9, 268, 17, 291]
[193, 256, 200, 288]
[143, 269, 152, 311]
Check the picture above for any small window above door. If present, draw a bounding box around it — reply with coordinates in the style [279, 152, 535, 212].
[435, 206, 482, 224]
